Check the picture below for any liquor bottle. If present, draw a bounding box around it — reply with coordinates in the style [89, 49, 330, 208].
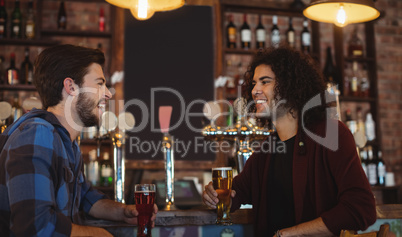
[301, 19, 310, 54]
[271, 15, 280, 47]
[286, 17, 295, 48]
[0, 55, 4, 84]
[365, 112, 376, 142]
[11, 97, 22, 122]
[7, 53, 19, 85]
[350, 61, 360, 97]
[25, 0, 35, 39]
[348, 26, 363, 57]
[240, 14, 251, 50]
[100, 152, 113, 187]
[58, 1, 67, 30]
[323, 47, 338, 86]
[99, 7, 105, 32]
[359, 147, 368, 177]
[87, 149, 99, 186]
[226, 14, 236, 49]
[11, 0, 22, 38]
[360, 65, 370, 97]
[343, 63, 351, 96]
[255, 15, 265, 49]
[366, 146, 378, 186]
[356, 107, 365, 136]
[20, 48, 33, 84]
[0, 0, 7, 38]
[377, 150, 386, 186]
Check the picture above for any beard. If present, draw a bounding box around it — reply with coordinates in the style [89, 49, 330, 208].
[76, 92, 99, 127]
[255, 100, 288, 122]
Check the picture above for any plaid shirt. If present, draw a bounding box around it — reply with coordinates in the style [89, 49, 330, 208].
[0, 109, 106, 236]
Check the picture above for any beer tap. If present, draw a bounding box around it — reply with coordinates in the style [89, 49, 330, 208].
[0, 102, 12, 134]
[159, 106, 177, 211]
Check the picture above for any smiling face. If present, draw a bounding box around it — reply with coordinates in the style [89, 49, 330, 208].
[251, 64, 287, 121]
[76, 63, 112, 127]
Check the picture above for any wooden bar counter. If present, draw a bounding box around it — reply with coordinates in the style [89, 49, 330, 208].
[83, 205, 402, 236]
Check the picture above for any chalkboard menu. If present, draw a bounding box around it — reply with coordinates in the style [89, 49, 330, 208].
[124, 6, 215, 161]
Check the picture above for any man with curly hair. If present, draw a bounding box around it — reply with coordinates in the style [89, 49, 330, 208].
[203, 46, 376, 236]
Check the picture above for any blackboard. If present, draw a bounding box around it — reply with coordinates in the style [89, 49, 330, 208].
[124, 5, 215, 161]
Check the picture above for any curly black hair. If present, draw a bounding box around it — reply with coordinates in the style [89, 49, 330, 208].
[242, 45, 328, 127]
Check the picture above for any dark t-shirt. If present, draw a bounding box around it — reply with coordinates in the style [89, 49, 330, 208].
[267, 134, 296, 235]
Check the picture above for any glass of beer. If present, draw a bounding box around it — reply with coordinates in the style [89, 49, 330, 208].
[134, 184, 156, 237]
[212, 167, 233, 225]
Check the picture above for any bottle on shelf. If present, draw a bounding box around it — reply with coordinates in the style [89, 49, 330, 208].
[270, 15, 280, 48]
[255, 15, 265, 49]
[350, 61, 360, 97]
[286, 17, 295, 48]
[226, 102, 233, 127]
[323, 46, 339, 87]
[25, 0, 35, 39]
[20, 48, 33, 85]
[100, 152, 113, 187]
[6, 53, 19, 85]
[359, 147, 368, 177]
[301, 19, 310, 54]
[0, 0, 7, 38]
[99, 7, 105, 32]
[348, 26, 363, 57]
[360, 65, 370, 97]
[366, 145, 378, 186]
[240, 14, 251, 50]
[11, 97, 22, 122]
[0, 55, 4, 84]
[11, 0, 22, 38]
[377, 149, 386, 186]
[343, 63, 351, 96]
[365, 112, 376, 142]
[226, 14, 236, 49]
[87, 149, 99, 186]
[57, 0, 67, 30]
[356, 107, 365, 136]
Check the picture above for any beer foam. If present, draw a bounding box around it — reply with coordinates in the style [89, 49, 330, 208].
[212, 167, 232, 171]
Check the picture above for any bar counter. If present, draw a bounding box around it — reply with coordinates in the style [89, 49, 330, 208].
[83, 205, 402, 236]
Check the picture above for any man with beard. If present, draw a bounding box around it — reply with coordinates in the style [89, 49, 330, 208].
[202, 46, 376, 236]
[0, 45, 157, 236]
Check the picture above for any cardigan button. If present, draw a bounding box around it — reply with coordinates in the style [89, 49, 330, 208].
[299, 141, 304, 147]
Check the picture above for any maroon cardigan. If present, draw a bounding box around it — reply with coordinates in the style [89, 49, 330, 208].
[231, 120, 376, 236]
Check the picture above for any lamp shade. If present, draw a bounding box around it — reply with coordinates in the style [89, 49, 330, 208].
[303, 0, 380, 25]
[105, 0, 185, 11]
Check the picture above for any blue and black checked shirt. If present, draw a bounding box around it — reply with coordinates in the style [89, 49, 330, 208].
[0, 109, 106, 236]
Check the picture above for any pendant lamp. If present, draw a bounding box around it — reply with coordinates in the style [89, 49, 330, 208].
[106, 0, 185, 21]
[303, 0, 380, 27]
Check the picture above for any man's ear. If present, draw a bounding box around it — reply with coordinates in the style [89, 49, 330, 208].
[64, 78, 78, 96]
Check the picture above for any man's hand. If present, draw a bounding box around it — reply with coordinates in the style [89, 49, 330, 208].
[123, 204, 158, 227]
[202, 181, 236, 209]
[71, 223, 113, 237]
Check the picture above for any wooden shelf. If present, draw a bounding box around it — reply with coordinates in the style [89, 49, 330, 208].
[0, 38, 59, 46]
[41, 30, 112, 38]
[0, 84, 37, 91]
[344, 56, 375, 63]
[339, 96, 376, 103]
[224, 48, 258, 55]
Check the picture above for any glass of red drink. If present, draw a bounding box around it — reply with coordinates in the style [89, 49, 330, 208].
[135, 184, 156, 237]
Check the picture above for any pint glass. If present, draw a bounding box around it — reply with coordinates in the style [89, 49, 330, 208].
[212, 167, 233, 225]
[134, 184, 156, 237]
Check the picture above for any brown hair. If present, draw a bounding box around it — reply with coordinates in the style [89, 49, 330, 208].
[33, 44, 105, 109]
